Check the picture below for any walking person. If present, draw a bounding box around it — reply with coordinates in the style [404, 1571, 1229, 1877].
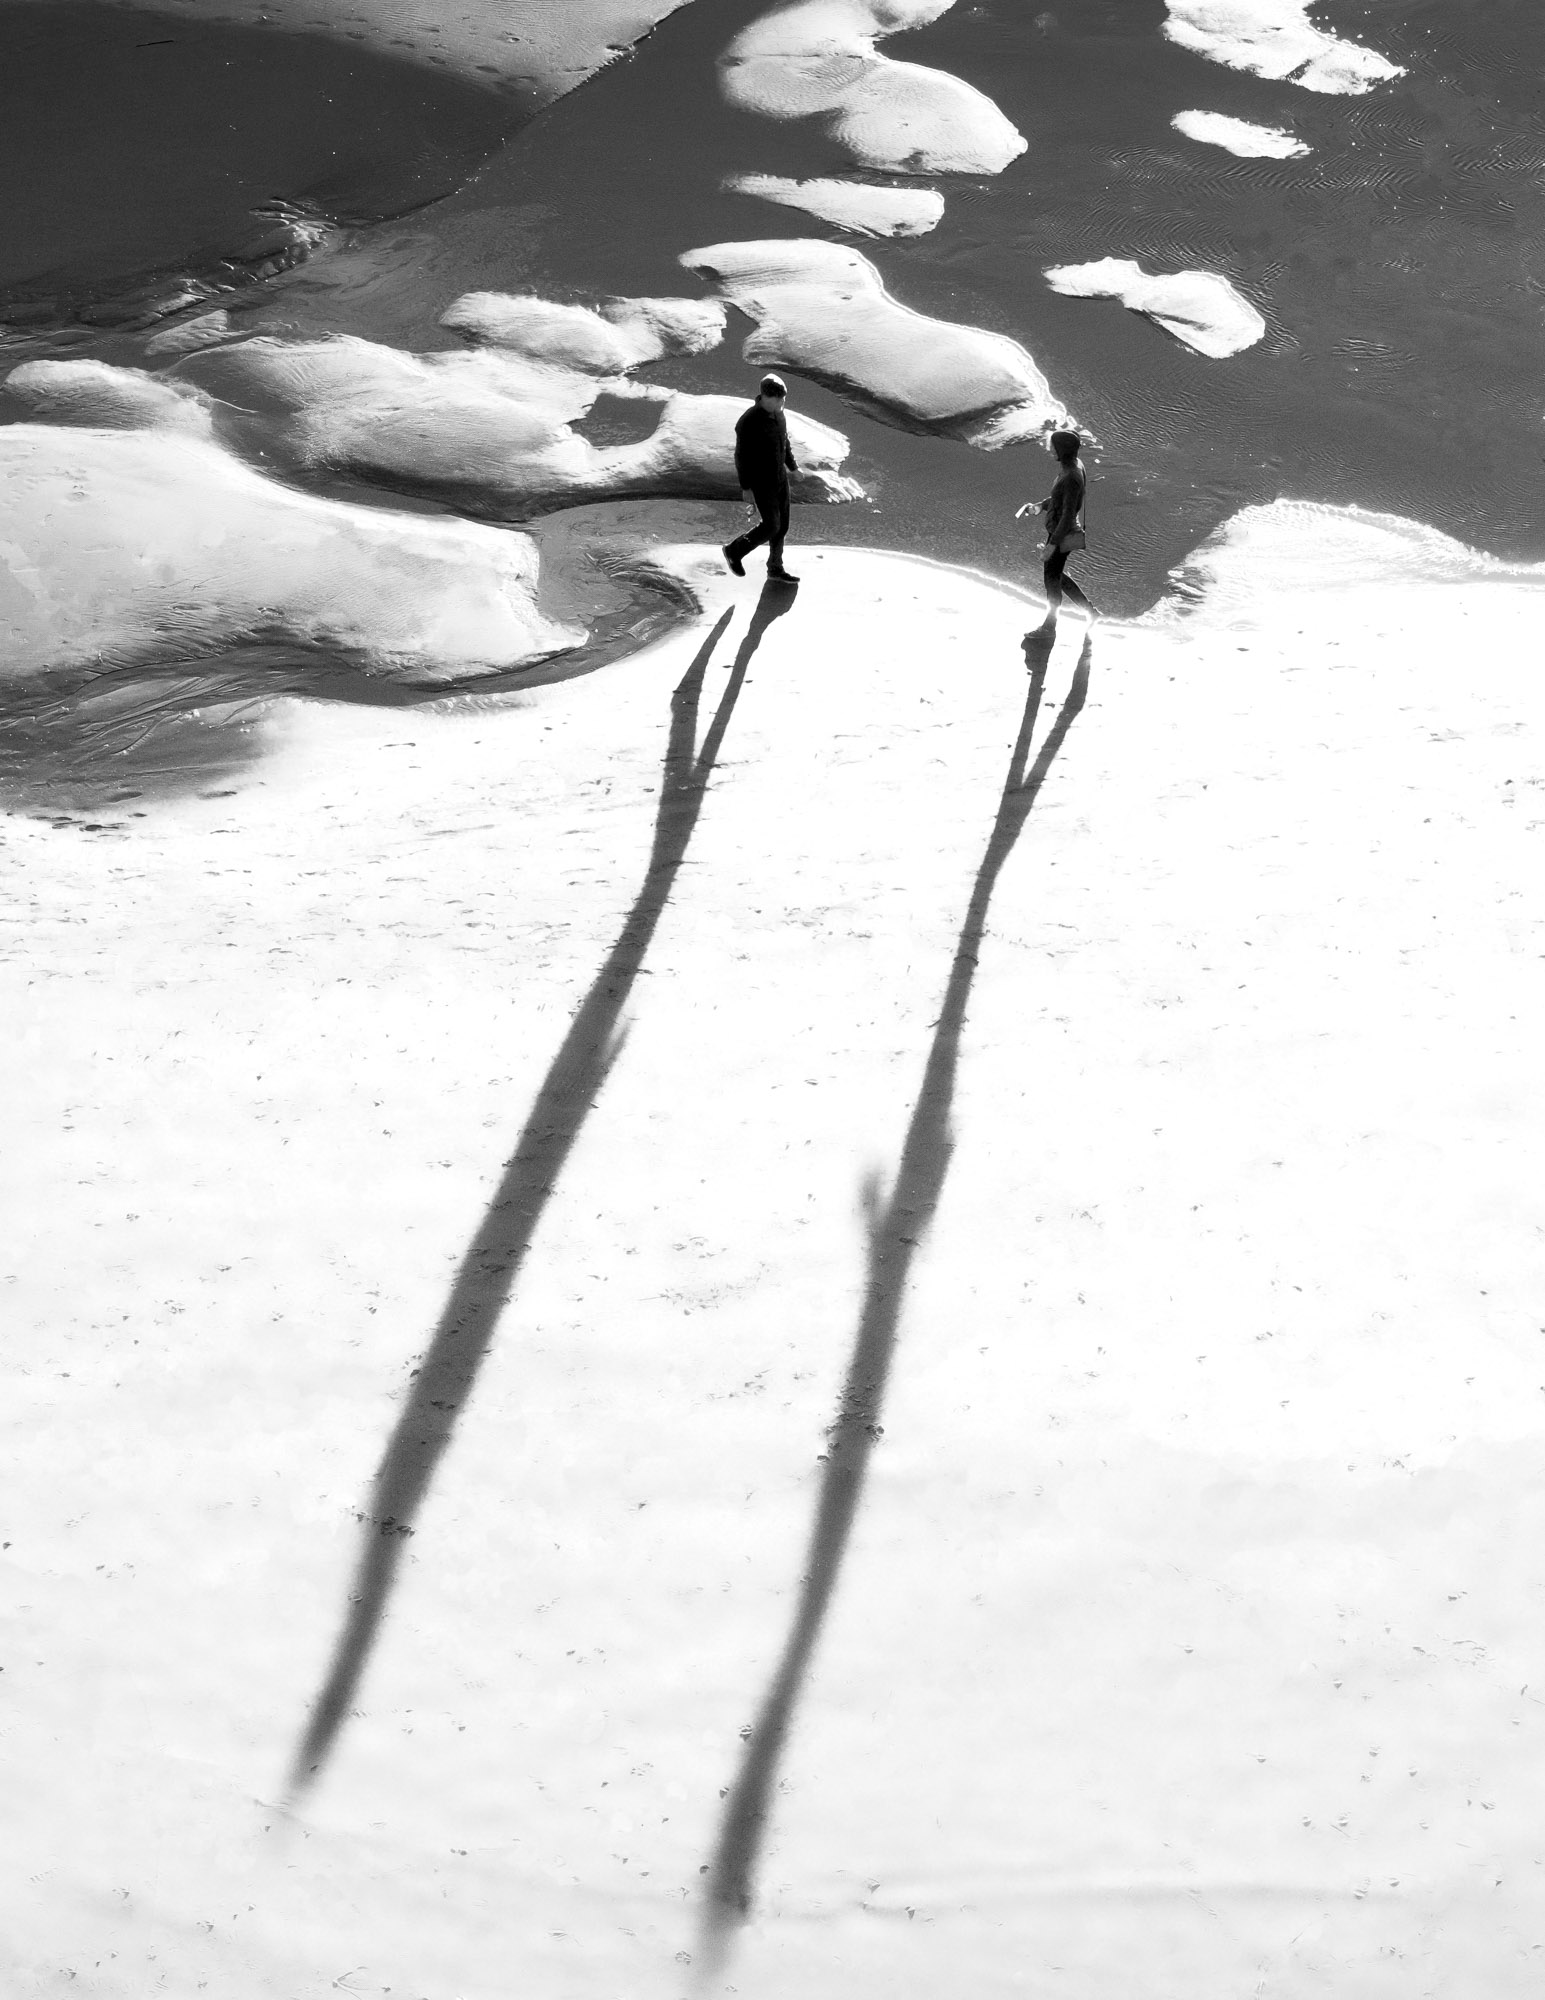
[1021, 429, 1095, 632]
[723, 373, 800, 584]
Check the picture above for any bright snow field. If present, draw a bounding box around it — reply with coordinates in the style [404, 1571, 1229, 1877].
[6, 510, 1545, 1999]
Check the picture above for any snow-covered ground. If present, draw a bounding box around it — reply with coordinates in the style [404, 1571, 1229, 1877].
[6, 520, 1545, 1998]
[0, 0, 697, 97]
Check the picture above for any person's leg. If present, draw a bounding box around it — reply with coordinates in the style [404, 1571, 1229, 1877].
[1040, 547, 1067, 623]
[767, 490, 792, 570]
[726, 499, 772, 562]
[1058, 566, 1097, 617]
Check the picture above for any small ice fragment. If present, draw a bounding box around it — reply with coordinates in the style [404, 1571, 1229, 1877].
[1044, 258, 1266, 357]
[1171, 109, 1309, 158]
[726, 173, 944, 237]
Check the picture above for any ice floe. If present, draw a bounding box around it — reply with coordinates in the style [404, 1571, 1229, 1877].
[180, 333, 862, 507]
[6, 359, 216, 436]
[682, 237, 1070, 446]
[1171, 108, 1309, 157]
[726, 172, 945, 237]
[720, 0, 1025, 173]
[0, 422, 581, 680]
[1163, 0, 1403, 93]
[1044, 257, 1266, 358]
[440, 294, 727, 371]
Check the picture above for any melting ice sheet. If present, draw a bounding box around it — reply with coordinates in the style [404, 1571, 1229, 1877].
[725, 173, 945, 237]
[683, 238, 1071, 446]
[180, 327, 861, 509]
[1162, 0, 1403, 93]
[8, 357, 217, 436]
[1044, 259, 1266, 359]
[720, 0, 1025, 173]
[1171, 109, 1309, 158]
[0, 420, 581, 680]
[438, 293, 728, 371]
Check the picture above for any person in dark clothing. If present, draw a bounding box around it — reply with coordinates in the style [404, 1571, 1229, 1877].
[1021, 428, 1095, 631]
[723, 373, 800, 584]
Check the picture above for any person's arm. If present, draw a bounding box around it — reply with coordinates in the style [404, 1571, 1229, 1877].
[783, 417, 798, 473]
[1044, 470, 1078, 544]
[734, 409, 752, 493]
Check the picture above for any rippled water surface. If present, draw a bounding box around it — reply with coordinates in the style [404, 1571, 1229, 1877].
[212, 0, 1545, 609]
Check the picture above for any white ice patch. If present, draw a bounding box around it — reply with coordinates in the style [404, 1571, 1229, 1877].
[1163, 0, 1403, 93]
[6, 359, 215, 436]
[1171, 108, 1309, 157]
[683, 237, 1071, 447]
[1044, 257, 1266, 358]
[1160, 497, 1511, 622]
[183, 334, 862, 506]
[721, 0, 1025, 173]
[0, 426, 581, 680]
[440, 293, 727, 372]
[726, 172, 945, 236]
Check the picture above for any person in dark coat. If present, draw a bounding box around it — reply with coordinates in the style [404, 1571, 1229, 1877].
[723, 373, 800, 583]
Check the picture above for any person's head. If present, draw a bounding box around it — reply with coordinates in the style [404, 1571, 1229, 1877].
[758, 373, 788, 411]
[1050, 428, 1082, 465]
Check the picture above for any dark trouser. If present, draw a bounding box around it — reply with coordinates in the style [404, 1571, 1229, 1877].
[1043, 546, 1094, 615]
[728, 483, 791, 569]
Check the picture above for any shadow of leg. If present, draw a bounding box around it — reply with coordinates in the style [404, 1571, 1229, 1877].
[696, 632, 1091, 1969]
[284, 591, 799, 1802]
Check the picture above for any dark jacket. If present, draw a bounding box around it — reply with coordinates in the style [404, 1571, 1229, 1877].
[734, 403, 798, 492]
[1044, 464, 1086, 546]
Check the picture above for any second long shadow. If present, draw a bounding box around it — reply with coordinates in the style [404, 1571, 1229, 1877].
[287, 584, 796, 1800]
[700, 629, 1093, 1949]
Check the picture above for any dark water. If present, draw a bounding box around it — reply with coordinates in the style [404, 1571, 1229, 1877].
[225, 0, 1545, 610]
[0, 2, 524, 324]
[3, 0, 1544, 801]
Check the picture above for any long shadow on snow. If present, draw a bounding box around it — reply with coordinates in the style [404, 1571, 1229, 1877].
[700, 625, 1092, 1948]
[286, 581, 798, 1801]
